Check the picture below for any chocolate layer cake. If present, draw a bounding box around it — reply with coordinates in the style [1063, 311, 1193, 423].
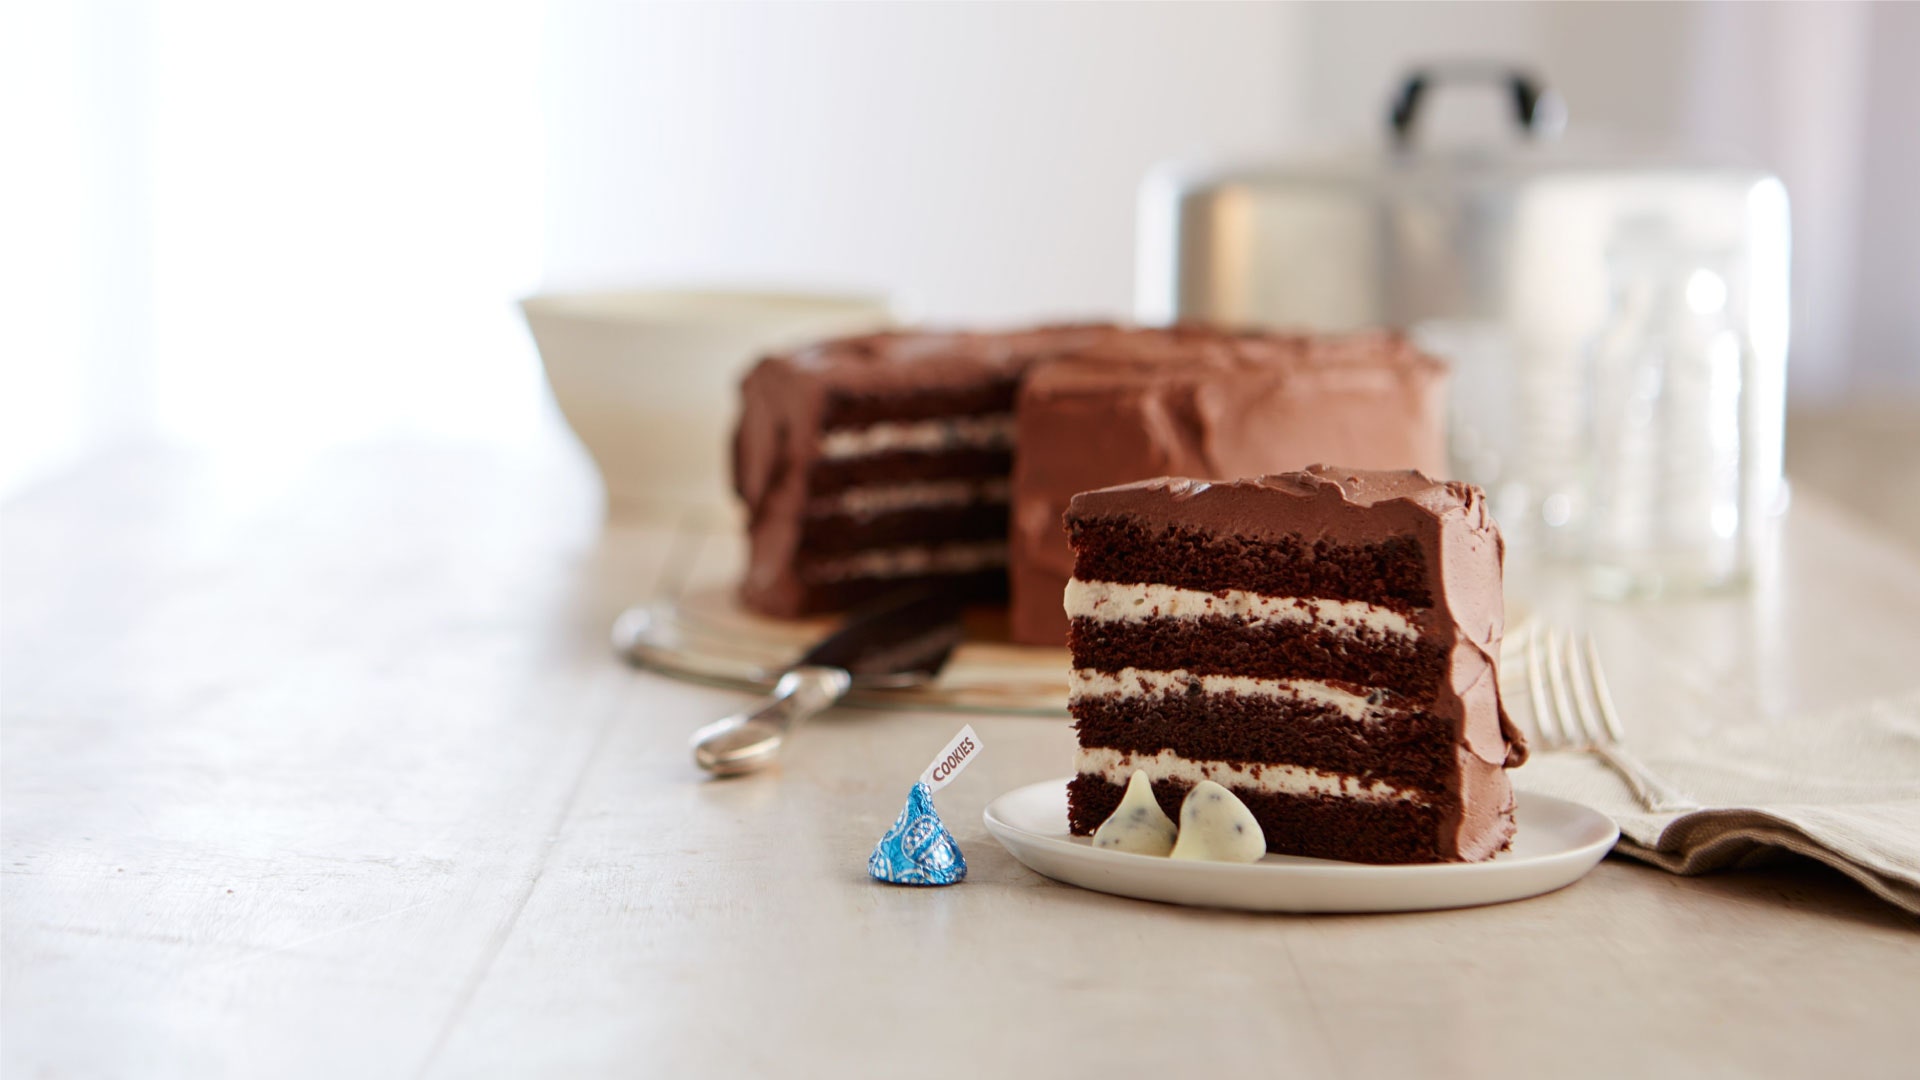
[1009, 329, 1447, 645]
[1063, 467, 1528, 864]
[733, 327, 1115, 615]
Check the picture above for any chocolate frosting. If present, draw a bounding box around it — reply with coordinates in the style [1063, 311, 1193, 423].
[1009, 329, 1448, 645]
[761, 326, 1117, 397]
[1066, 466, 1527, 861]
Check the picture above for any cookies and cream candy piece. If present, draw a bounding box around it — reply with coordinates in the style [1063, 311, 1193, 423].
[868, 782, 967, 886]
[1168, 780, 1266, 863]
[1090, 770, 1177, 856]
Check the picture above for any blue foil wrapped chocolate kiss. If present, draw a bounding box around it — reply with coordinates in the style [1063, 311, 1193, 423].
[868, 782, 967, 886]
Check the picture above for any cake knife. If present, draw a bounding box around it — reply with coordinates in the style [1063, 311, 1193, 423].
[675, 590, 966, 777]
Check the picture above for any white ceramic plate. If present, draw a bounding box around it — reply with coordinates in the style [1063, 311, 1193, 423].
[982, 779, 1617, 913]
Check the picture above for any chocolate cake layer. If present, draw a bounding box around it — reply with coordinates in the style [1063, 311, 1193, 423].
[1066, 519, 1432, 611]
[1068, 616, 1446, 694]
[805, 450, 1015, 495]
[1067, 774, 1450, 865]
[781, 568, 1007, 616]
[798, 503, 1008, 556]
[1071, 693, 1454, 791]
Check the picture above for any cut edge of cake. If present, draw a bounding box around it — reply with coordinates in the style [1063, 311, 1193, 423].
[733, 329, 1114, 616]
[1061, 466, 1528, 865]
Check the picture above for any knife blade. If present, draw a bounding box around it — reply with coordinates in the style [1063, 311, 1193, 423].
[793, 588, 966, 684]
[689, 589, 966, 776]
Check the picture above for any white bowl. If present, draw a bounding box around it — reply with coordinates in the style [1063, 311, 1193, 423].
[522, 288, 895, 514]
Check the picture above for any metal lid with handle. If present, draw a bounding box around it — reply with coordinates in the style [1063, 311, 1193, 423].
[1139, 61, 1780, 333]
[1387, 63, 1566, 148]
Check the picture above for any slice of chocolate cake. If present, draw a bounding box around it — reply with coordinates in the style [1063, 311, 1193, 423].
[733, 327, 1114, 616]
[1008, 328, 1447, 646]
[1063, 467, 1528, 864]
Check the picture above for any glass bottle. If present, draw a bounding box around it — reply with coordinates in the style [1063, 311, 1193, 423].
[1583, 220, 1751, 597]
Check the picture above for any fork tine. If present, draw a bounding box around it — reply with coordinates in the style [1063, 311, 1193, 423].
[1542, 627, 1585, 749]
[1514, 626, 1695, 812]
[1563, 630, 1608, 746]
[1582, 633, 1628, 743]
[1523, 623, 1565, 747]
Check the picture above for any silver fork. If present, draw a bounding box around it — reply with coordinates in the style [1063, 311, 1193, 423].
[1513, 623, 1702, 814]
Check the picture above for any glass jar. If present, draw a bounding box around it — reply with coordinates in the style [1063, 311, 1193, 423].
[1583, 221, 1753, 597]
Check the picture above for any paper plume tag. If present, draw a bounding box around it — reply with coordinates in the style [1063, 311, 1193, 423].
[918, 725, 982, 794]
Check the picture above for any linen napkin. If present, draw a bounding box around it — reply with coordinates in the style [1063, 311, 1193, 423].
[1511, 690, 1920, 916]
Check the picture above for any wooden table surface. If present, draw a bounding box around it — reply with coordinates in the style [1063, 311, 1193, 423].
[4, 438, 1917, 1079]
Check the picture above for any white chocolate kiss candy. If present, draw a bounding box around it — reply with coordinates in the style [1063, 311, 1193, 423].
[1168, 780, 1267, 863]
[1090, 770, 1178, 856]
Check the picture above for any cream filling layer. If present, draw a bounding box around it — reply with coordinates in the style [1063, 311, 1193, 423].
[803, 540, 1007, 582]
[807, 478, 1011, 519]
[818, 414, 1015, 460]
[1074, 746, 1424, 805]
[1064, 578, 1418, 640]
[1070, 667, 1395, 723]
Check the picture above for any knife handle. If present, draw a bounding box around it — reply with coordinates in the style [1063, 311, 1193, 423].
[690, 665, 853, 777]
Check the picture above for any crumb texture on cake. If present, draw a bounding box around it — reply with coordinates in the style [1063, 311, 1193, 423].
[1063, 466, 1526, 865]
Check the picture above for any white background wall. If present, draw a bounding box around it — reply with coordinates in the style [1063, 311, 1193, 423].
[5, 1, 1917, 500]
[541, 2, 1301, 320]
